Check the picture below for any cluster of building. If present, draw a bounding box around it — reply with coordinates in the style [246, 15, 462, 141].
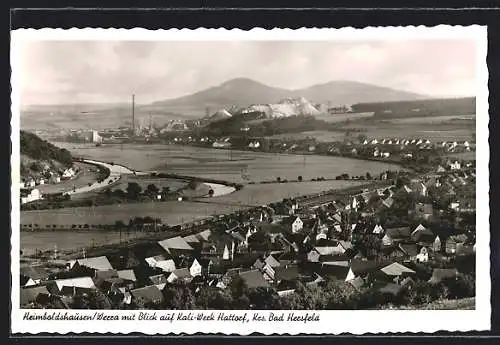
[20, 167, 78, 205]
[20, 161, 476, 308]
[361, 138, 473, 152]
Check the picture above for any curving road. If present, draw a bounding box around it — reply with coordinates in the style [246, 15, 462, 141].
[63, 160, 135, 196]
[63, 159, 236, 198]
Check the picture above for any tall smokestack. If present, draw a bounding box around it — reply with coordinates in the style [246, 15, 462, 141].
[132, 94, 135, 135]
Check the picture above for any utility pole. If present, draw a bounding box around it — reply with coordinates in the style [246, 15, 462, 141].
[131, 94, 135, 136]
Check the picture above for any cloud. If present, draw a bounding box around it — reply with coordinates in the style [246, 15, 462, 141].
[18, 39, 477, 105]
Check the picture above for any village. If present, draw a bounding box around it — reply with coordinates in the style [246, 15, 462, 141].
[20, 157, 476, 310]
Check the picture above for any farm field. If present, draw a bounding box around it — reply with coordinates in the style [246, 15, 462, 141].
[19, 179, 366, 254]
[20, 180, 365, 226]
[444, 151, 477, 161]
[53, 142, 400, 184]
[342, 121, 475, 142]
[386, 114, 475, 124]
[20, 230, 148, 256]
[265, 130, 346, 142]
[314, 112, 374, 123]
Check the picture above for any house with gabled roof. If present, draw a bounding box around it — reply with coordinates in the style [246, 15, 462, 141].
[381, 227, 411, 246]
[398, 243, 419, 261]
[378, 262, 416, 283]
[183, 234, 200, 245]
[166, 268, 192, 283]
[410, 224, 434, 241]
[54, 276, 97, 292]
[307, 243, 347, 263]
[413, 203, 434, 220]
[345, 259, 380, 281]
[20, 266, 50, 286]
[68, 256, 113, 271]
[382, 197, 394, 208]
[239, 269, 270, 289]
[130, 285, 164, 305]
[372, 224, 385, 235]
[149, 274, 168, 290]
[158, 236, 194, 254]
[117, 269, 137, 283]
[415, 247, 429, 263]
[282, 215, 303, 233]
[189, 258, 203, 277]
[20, 285, 51, 307]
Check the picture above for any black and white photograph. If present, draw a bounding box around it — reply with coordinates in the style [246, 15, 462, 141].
[10, 26, 490, 334]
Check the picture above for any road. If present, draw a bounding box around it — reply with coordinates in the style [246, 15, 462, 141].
[63, 160, 135, 196]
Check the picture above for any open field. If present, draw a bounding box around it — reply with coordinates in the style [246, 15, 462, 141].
[21, 198, 244, 227]
[444, 151, 477, 161]
[342, 121, 475, 142]
[21, 180, 365, 226]
[53, 142, 400, 184]
[20, 179, 367, 254]
[315, 112, 374, 123]
[265, 130, 347, 142]
[20, 230, 148, 256]
[21, 105, 191, 131]
[385, 114, 475, 124]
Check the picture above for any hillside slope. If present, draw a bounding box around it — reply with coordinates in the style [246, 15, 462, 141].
[153, 78, 426, 114]
[20, 131, 73, 178]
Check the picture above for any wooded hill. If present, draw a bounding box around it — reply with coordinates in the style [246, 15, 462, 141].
[20, 130, 72, 166]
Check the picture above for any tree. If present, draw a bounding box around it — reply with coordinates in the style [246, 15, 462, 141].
[208, 189, 214, 197]
[115, 220, 126, 229]
[187, 179, 199, 190]
[146, 183, 159, 195]
[247, 287, 282, 309]
[324, 280, 359, 309]
[126, 182, 142, 200]
[356, 234, 382, 259]
[196, 287, 234, 309]
[366, 172, 372, 180]
[276, 177, 281, 182]
[298, 175, 303, 182]
[357, 134, 367, 143]
[162, 284, 196, 310]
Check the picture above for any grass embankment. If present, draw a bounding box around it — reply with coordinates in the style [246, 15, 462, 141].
[380, 297, 475, 310]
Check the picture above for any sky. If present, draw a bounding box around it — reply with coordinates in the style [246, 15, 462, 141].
[18, 40, 477, 106]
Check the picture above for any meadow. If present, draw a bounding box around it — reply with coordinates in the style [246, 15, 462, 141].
[265, 130, 346, 142]
[20, 179, 366, 254]
[342, 121, 475, 142]
[53, 143, 400, 184]
[314, 112, 374, 123]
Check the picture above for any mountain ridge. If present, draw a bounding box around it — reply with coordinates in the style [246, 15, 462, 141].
[152, 78, 428, 110]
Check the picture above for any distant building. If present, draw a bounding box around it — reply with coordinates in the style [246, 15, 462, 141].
[20, 188, 42, 204]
